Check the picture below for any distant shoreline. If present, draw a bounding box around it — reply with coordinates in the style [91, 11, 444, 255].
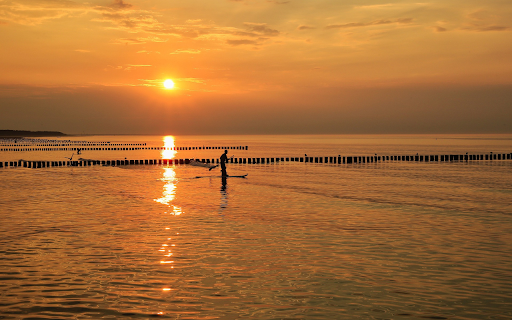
[0, 130, 67, 138]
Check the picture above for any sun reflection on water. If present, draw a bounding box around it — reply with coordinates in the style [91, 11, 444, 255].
[155, 168, 177, 204]
[161, 135, 177, 159]
[155, 139, 182, 275]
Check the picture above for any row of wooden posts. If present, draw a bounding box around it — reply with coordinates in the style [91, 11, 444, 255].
[1, 153, 511, 168]
[0, 146, 249, 152]
[0, 142, 147, 147]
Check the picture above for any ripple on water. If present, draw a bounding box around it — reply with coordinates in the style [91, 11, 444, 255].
[0, 161, 512, 319]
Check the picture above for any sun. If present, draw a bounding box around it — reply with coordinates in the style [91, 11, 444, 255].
[163, 79, 175, 89]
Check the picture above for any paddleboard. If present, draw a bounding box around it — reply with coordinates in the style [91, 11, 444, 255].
[192, 174, 248, 179]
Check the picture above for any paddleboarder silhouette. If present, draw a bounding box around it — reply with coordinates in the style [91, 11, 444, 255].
[220, 149, 228, 177]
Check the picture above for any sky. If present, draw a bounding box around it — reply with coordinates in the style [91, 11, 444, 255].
[0, 0, 511, 135]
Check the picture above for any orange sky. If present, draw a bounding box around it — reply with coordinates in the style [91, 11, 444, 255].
[0, 0, 511, 134]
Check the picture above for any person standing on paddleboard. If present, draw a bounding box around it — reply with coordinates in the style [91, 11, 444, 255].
[220, 150, 228, 176]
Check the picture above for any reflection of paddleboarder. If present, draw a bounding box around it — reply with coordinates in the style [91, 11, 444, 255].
[219, 175, 228, 215]
[220, 149, 228, 176]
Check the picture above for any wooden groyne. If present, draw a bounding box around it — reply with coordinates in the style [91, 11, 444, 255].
[1, 152, 511, 168]
[0, 142, 145, 147]
[0, 145, 249, 152]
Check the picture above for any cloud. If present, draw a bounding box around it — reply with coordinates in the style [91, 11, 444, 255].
[326, 18, 413, 29]
[112, 38, 144, 45]
[75, 49, 91, 52]
[92, 0, 164, 32]
[463, 25, 509, 32]
[226, 39, 258, 46]
[176, 78, 205, 84]
[467, 10, 494, 22]
[137, 50, 160, 54]
[0, 0, 86, 25]
[95, 0, 133, 12]
[0, 0, 282, 50]
[112, 36, 166, 45]
[0, 0, 152, 29]
[108, 0, 132, 10]
[433, 26, 447, 32]
[95, 13, 159, 30]
[107, 64, 151, 71]
[462, 9, 510, 32]
[223, 22, 280, 46]
[147, 21, 280, 49]
[170, 49, 201, 54]
[145, 24, 217, 38]
[298, 25, 315, 30]
[243, 22, 279, 36]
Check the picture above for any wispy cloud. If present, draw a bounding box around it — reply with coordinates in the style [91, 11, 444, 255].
[225, 22, 280, 46]
[137, 50, 161, 54]
[227, 39, 259, 46]
[170, 49, 201, 54]
[94, 13, 160, 31]
[176, 78, 205, 84]
[326, 18, 413, 29]
[243, 22, 279, 36]
[108, 64, 152, 71]
[0, 0, 86, 25]
[463, 25, 509, 32]
[298, 25, 315, 30]
[462, 10, 510, 33]
[112, 36, 167, 45]
[107, 0, 132, 10]
[1, 0, 283, 50]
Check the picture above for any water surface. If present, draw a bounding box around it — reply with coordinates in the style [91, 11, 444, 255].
[1, 135, 511, 319]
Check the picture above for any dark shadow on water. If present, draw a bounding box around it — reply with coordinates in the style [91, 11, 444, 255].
[219, 176, 228, 214]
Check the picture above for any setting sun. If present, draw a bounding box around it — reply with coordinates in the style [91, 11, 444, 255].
[163, 79, 175, 89]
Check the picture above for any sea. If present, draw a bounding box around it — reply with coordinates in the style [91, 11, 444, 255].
[0, 134, 511, 320]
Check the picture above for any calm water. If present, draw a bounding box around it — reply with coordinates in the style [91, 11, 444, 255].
[1, 135, 512, 319]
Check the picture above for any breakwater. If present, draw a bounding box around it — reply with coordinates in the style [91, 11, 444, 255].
[2, 152, 511, 168]
[0, 145, 249, 152]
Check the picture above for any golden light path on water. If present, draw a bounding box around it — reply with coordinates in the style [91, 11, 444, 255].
[161, 135, 177, 160]
[154, 135, 180, 300]
[157, 136, 182, 216]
